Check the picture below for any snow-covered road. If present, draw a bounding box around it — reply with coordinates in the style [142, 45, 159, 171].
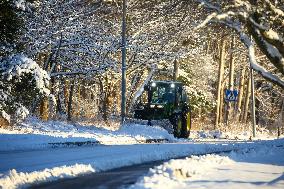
[1, 140, 283, 189]
[0, 141, 245, 173]
[0, 119, 283, 189]
[30, 145, 284, 189]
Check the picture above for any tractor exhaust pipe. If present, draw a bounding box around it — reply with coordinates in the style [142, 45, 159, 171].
[173, 59, 179, 81]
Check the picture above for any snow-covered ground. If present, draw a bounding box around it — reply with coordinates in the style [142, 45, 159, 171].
[0, 117, 175, 151]
[130, 145, 284, 189]
[0, 117, 279, 152]
[0, 118, 283, 189]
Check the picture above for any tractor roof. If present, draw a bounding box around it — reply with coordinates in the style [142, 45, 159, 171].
[150, 80, 183, 85]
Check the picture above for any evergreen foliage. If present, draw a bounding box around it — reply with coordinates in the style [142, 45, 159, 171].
[0, 54, 49, 124]
[0, 0, 23, 56]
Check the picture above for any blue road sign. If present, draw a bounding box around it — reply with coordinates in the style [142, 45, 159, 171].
[225, 89, 238, 102]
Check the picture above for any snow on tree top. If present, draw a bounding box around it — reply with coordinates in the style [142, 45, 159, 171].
[1, 54, 50, 95]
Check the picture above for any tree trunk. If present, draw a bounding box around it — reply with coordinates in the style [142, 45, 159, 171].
[225, 36, 235, 125]
[40, 97, 49, 121]
[281, 100, 284, 135]
[215, 38, 226, 129]
[242, 75, 251, 123]
[0, 116, 10, 128]
[80, 80, 87, 100]
[57, 79, 67, 116]
[67, 80, 75, 121]
[236, 68, 246, 121]
[64, 79, 69, 108]
[48, 94, 57, 120]
[206, 40, 211, 54]
[49, 74, 56, 120]
[219, 82, 225, 124]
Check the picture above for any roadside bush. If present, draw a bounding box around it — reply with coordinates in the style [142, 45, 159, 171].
[0, 54, 50, 125]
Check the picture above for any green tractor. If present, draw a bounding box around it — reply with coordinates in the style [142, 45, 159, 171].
[134, 81, 191, 138]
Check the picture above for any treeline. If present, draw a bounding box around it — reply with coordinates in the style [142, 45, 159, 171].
[0, 0, 283, 132]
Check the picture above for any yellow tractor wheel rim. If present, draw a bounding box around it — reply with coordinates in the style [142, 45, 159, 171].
[186, 112, 191, 131]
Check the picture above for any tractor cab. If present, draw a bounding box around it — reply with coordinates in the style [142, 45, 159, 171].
[148, 82, 180, 104]
[134, 81, 191, 138]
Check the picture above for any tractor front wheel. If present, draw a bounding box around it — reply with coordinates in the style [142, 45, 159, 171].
[173, 114, 182, 138]
[171, 111, 191, 138]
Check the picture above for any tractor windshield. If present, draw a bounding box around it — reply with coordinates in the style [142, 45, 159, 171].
[151, 85, 175, 104]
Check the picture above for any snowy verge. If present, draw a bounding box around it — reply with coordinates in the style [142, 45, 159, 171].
[190, 126, 277, 141]
[0, 164, 95, 189]
[130, 143, 284, 189]
[1, 117, 280, 152]
[0, 117, 175, 151]
[0, 139, 283, 189]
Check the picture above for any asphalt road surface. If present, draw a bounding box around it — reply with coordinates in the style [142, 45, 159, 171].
[30, 160, 165, 189]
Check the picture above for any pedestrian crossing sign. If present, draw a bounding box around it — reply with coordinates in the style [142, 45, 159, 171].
[225, 89, 238, 102]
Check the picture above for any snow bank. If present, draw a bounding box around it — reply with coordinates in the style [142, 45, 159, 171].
[0, 116, 280, 152]
[0, 117, 175, 151]
[129, 154, 232, 189]
[0, 164, 94, 189]
[190, 126, 275, 140]
[130, 142, 284, 189]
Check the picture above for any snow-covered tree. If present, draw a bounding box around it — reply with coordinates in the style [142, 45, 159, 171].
[126, 0, 217, 110]
[178, 50, 217, 116]
[18, 0, 216, 121]
[0, 54, 50, 125]
[0, 0, 37, 55]
[19, 0, 122, 120]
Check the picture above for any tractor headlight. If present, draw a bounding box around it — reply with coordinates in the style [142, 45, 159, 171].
[150, 104, 155, 108]
[157, 104, 164, 108]
[151, 82, 156, 87]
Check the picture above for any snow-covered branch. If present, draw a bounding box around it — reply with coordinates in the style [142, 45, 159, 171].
[194, 0, 284, 88]
[240, 33, 284, 89]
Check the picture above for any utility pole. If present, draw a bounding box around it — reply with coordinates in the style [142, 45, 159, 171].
[249, 36, 256, 137]
[121, 0, 127, 125]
